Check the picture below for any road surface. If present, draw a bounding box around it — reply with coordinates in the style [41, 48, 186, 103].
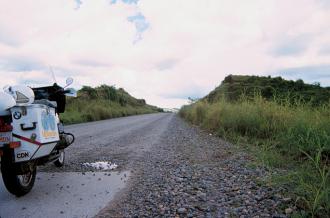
[1, 113, 285, 217]
[0, 113, 172, 218]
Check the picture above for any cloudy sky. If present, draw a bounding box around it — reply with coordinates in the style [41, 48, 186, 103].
[0, 0, 329, 108]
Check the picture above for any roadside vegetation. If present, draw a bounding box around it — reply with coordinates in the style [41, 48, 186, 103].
[61, 85, 163, 124]
[180, 75, 330, 217]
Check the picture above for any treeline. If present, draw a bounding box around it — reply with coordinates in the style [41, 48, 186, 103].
[79, 85, 149, 107]
[206, 75, 330, 105]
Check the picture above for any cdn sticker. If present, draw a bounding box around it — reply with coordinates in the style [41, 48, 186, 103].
[17, 151, 30, 159]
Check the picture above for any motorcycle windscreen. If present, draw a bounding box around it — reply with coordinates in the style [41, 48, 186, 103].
[32, 84, 66, 113]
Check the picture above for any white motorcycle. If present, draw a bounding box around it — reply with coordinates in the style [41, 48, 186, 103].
[0, 78, 76, 196]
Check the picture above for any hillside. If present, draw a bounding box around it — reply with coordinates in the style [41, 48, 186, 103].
[205, 75, 330, 105]
[180, 75, 330, 217]
[61, 85, 163, 124]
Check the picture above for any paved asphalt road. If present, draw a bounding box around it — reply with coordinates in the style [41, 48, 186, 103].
[0, 113, 173, 218]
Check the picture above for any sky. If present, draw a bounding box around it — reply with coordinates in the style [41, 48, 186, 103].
[0, 0, 329, 108]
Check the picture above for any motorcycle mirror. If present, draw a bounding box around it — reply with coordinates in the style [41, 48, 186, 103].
[64, 88, 77, 97]
[66, 77, 74, 86]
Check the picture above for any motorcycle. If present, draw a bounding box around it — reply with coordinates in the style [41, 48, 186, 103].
[0, 78, 76, 196]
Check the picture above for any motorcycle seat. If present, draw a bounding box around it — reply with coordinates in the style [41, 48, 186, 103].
[33, 99, 57, 108]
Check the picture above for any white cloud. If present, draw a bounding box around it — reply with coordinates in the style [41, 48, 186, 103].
[0, 0, 329, 108]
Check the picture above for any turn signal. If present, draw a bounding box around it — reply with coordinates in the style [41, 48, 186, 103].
[9, 141, 21, 148]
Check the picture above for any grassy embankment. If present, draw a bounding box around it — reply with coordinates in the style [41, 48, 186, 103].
[180, 75, 330, 217]
[61, 85, 163, 124]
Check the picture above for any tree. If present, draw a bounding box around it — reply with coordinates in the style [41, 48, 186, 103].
[224, 75, 233, 83]
[188, 97, 199, 104]
[80, 86, 98, 98]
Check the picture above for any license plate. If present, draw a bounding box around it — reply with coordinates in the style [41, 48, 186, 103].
[0, 132, 12, 147]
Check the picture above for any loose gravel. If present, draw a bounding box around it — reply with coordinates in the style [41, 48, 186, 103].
[96, 115, 288, 217]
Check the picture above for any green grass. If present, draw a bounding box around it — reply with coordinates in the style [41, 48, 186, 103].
[180, 95, 330, 217]
[61, 85, 162, 124]
[61, 99, 160, 124]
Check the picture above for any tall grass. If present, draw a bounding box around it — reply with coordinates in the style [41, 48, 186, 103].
[61, 98, 159, 124]
[180, 95, 330, 217]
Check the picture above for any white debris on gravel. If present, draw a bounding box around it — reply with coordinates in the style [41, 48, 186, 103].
[82, 161, 118, 170]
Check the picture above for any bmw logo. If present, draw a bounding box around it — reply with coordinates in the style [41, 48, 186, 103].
[13, 111, 22, 120]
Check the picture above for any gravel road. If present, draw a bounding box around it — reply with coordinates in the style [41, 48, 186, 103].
[2, 113, 289, 217]
[87, 113, 287, 217]
[45, 113, 174, 172]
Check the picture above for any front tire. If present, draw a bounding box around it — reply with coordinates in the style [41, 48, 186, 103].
[54, 150, 65, 167]
[1, 153, 37, 197]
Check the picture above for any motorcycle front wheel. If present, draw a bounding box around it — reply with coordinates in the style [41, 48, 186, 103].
[1, 152, 37, 197]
